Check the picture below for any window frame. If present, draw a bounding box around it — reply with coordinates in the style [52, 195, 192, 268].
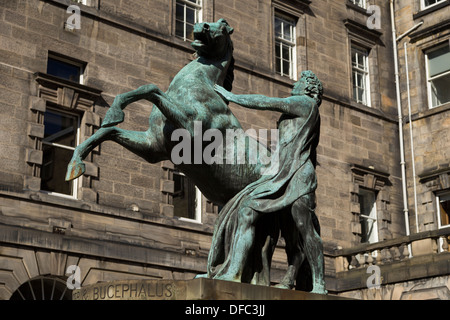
[421, 0, 447, 10]
[351, 44, 371, 107]
[358, 188, 379, 244]
[175, 0, 203, 42]
[40, 107, 81, 200]
[349, 0, 368, 9]
[436, 191, 450, 229]
[274, 12, 297, 80]
[47, 53, 85, 85]
[424, 42, 450, 109]
[172, 170, 202, 223]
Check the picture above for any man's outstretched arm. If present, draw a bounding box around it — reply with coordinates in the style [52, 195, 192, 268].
[215, 84, 314, 118]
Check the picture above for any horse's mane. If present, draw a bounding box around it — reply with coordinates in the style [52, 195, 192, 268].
[223, 56, 234, 92]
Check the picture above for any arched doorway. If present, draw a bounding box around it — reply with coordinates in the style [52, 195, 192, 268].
[10, 276, 72, 300]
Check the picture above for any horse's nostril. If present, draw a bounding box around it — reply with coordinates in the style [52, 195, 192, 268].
[203, 23, 210, 31]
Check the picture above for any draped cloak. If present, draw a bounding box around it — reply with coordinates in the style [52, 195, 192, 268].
[206, 97, 320, 285]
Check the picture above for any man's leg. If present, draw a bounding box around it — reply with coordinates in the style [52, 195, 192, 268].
[291, 195, 327, 294]
[275, 209, 305, 289]
[213, 205, 258, 282]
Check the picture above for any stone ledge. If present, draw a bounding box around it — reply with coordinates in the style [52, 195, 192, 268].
[73, 278, 350, 300]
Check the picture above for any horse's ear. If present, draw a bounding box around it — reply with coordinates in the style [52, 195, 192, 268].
[218, 18, 234, 35]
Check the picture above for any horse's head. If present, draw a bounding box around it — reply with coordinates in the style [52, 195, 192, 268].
[191, 18, 234, 59]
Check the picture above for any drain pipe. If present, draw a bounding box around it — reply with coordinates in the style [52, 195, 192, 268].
[404, 41, 420, 234]
[390, 0, 410, 237]
[390, 1, 423, 237]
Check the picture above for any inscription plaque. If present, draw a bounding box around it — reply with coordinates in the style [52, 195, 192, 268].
[73, 278, 349, 300]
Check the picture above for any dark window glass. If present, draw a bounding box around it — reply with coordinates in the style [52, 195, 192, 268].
[47, 57, 81, 83]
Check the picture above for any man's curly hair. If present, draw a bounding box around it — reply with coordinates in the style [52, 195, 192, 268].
[300, 70, 323, 107]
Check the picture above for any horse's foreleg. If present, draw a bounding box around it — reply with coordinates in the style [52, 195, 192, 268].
[65, 127, 153, 181]
[102, 84, 160, 128]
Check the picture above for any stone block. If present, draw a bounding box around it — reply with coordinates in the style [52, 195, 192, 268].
[23, 175, 41, 191]
[160, 203, 174, 218]
[25, 148, 42, 165]
[80, 187, 98, 203]
[29, 96, 46, 112]
[351, 221, 361, 234]
[411, 238, 434, 256]
[420, 191, 434, 204]
[84, 161, 99, 178]
[83, 111, 101, 127]
[27, 123, 45, 138]
[160, 179, 174, 194]
[379, 209, 391, 222]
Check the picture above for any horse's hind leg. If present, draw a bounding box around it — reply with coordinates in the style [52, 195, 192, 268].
[65, 127, 154, 181]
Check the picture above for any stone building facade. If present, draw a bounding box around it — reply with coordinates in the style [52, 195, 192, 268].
[0, 0, 448, 300]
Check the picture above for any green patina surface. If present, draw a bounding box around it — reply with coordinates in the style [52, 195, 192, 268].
[65, 19, 326, 294]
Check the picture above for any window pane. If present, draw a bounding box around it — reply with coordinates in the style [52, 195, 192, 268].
[41, 144, 74, 195]
[430, 73, 450, 107]
[283, 22, 292, 41]
[43, 110, 77, 147]
[358, 189, 378, 243]
[47, 57, 81, 83]
[275, 57, 281, 74]
[283, 60, 290, 77]
[275, 42, 281, 58]
[439, 195, 450, 227]
[352, 52, 357, 67]
[360, 216, 376, 243]
[186, 6, 196, 24]
[176, 3, 184, 20]
[186, 23, 195, 41]
[173, 173, 196, 219]
[428, 44, 450, 77]
[274, 18, 282, 38]
[424, 0, 443, 7]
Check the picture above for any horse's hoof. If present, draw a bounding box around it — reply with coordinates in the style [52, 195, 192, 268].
[65, 160, 85, 181]
[101, 107, 124, 128]
[273, 283, 293, 290]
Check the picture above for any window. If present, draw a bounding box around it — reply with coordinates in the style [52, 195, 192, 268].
[421, 0, 446, 10]
[358, 188, 378, 243]
[351, 45, 371, 106]
[275, 13, 297, 80]
[173, 171, 201, 222]
[10, 277, 72, 300]
[425, 42, 450, 108]
[349, 0, 367, 9]
[47, 55, 84, 84]
[41, 109, 79, 198]
[175, 0, 202, 41]
[437, 192, 450, 228]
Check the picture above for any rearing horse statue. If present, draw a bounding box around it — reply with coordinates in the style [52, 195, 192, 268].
[66, 19, 272, 206]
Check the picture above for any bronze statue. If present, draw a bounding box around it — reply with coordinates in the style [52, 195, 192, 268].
[65, 19, 326, 293]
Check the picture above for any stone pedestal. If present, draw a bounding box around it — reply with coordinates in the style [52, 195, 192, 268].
[73, 278, 348, 300]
